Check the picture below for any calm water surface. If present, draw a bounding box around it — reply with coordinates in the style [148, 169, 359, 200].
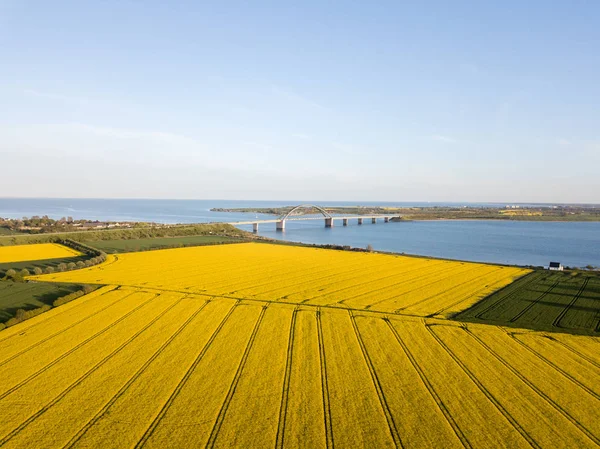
[1, 198, 598, 268]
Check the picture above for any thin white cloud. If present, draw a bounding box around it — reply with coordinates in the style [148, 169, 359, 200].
[557, 138, 572, 145]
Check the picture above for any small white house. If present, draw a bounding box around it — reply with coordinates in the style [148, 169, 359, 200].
[548, 261, 564, 271]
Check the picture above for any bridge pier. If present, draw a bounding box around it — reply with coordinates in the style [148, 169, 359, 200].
[252, 223, 259, 232]
[372, 217, 377, 224]
[276, 220, 285, 231]
[384, 217, 389, 223]
[358, 218, 363, 225]
[325, 217, 334, 228]
[343, 218, 348, 226]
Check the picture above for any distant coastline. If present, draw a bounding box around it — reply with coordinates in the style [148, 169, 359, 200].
[211, 205, 600, 222]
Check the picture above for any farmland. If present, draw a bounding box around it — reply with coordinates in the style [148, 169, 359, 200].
[455, 270, 600, 334]
[0, 282, 81, 322]
[0, 285, 598, 448]
[2, 242, 598, 448]
[0, 243, 81, 263]
[86, 235, 241, 254]
[31, 243, 529, 318]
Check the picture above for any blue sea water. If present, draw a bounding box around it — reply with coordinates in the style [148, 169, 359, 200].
[1, 198, 599, 268]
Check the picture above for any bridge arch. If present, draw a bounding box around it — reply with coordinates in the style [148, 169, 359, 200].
[280, 204, 332, 221]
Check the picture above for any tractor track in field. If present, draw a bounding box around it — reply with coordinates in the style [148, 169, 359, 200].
[205, 305, 268, 448]
[509, 280, 561, 323]
[160, 253, 361, 294]
[349, 312, 402, 448]
[133, 302, 239, 449]
[397, 267, 505, 313]
[275, 307, 298, 449]
[0, 293, 191, 446]
[64, 298, 216, 449]
[339, 263, 460, 308]
[462, 327, 600, 447]
[0, 287, 133, 368]
[426, 324, 540, 449]
[543, 337, 600, 370]
[362, 264, 475, 311]
[0, 286, 115, 339]
[316, 308, 334, 449]
[429, 275, 514, 318]
[236, 259, 370, 298]
[506, 332, 600, 401]
[0, 291, 159, 401]
[328, 261, 450, 306]
[553, 277, 590, 328]
[473, 272, 541, 319]
[308, 261, 453, 305]
[384, 318, 472, 449]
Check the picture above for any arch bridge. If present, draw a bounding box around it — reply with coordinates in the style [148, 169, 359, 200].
[228, 204, 401, 232]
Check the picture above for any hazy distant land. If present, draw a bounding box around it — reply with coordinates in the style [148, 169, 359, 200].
[211, 204, 600, 221]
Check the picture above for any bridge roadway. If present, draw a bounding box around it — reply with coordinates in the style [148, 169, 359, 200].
[229, 214, 400, 232]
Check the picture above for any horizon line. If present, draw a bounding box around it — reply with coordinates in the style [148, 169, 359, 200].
[0, 197, 598, 206]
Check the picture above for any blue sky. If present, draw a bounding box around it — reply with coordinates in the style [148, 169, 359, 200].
[1, 1, 598, 202]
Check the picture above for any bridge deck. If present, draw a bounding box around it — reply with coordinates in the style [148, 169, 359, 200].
[229, 215, 400, 225]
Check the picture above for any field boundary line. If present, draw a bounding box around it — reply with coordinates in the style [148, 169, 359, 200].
[0, 291, 158, 401]
[506, 332, 600, 401]
[63, 297, 215, 449]
[473, 272, 540, 319]
[205, 305, 268, 448]
[509, 280, 560, 323]
[384, 318, 471, 449]
[349, 312, 402, 448]
[99, 285, 434, 319]
[553, 277, 589, 328]
[463, 326, 600, 446]
[0, 285, 117, 344]
[316, 308, 334, 449]
[0, 293, 190, 446]
[426, 324, 540, 449]
[133, 301, 240, 449]
[0, 286, 132, 368]
[275, 307, 298, 449]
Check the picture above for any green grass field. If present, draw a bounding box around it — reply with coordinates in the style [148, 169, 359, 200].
[0, 227, 18, 235]
[85, 235, 242, 253]
[0, 255, 90, 277]
[0, 281, 81, 322]
[454, 270, 600, 335]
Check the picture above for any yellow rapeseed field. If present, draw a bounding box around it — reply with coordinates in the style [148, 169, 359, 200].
[0, 287, 598, 448]
[31, 242, 529, 318]
[3, 241, 598, 448]
[0, 243, 82, 263]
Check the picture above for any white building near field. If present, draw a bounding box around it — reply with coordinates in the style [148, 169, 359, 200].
[548, 261, 563, 271]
